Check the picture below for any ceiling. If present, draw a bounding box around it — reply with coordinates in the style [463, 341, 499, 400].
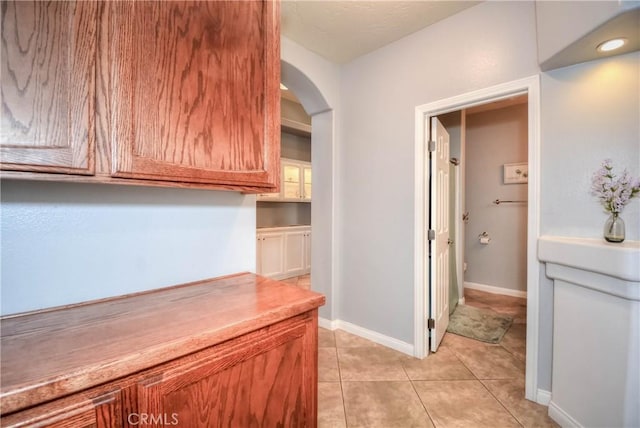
[281, 1, 481, 64]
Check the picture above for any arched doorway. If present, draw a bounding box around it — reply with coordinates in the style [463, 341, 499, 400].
[281, 60, 336, 324]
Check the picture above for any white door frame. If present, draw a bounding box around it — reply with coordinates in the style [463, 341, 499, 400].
[413, 75, 541, 402]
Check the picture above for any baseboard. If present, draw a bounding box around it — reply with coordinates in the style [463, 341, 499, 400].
[536, 389, 551, 406]
[464, 281, 527, 298]
[548, 400, 582, 428]
[318, 317, 337, 330]
[318, 318, 415, 356]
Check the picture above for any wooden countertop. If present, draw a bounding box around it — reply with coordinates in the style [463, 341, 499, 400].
[0, 273, 325, 414]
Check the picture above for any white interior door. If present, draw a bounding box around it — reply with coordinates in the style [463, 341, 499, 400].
[429, 117, 450, 352]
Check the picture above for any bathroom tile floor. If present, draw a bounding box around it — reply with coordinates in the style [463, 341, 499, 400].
[315, 288, 559, 428]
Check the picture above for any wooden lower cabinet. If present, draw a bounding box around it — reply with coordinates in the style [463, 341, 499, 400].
[2, 315, 317, 428]
[1, 275, 322, 428]
[1, 390, 122, 428]
[138, 315, 316, 427]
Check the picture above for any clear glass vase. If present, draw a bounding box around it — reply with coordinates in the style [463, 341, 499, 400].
[604, 213, 625, 243]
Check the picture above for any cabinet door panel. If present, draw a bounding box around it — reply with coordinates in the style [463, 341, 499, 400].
[1, 390, 121, 428]
[303, 166, 312, 200]
[137, 317, 316, 427]
[105, 1, 279, 188]
[304, 231, 312, 272]
[284, 231, 305, 276]
[282, 162, 301, 199]
[0, 1, 96, 174]
[260, 232, 284, 278]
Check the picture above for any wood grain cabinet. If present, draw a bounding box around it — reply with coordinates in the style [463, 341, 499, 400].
[1, 389, 123, 428]
[0, 1, 97, 174]
[0, 274, 324, 427]
[137, 314, 316, 427]
[1, 0, 281, 193]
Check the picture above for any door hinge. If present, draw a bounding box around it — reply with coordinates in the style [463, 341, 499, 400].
[428, 140, 436, 152]
[428, 229, 435, 240]
[428, 318, 435, 329]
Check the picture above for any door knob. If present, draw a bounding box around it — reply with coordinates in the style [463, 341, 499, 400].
[447, 239, 453, 245]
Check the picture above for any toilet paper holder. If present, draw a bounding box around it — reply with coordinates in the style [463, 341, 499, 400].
[478, 232, 491, 244]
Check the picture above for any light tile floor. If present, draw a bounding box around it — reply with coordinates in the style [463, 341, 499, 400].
[315, 288, 559, 428]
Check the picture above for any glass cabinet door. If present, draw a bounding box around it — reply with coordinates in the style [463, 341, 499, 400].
[283, 163, 301, 199]
[303, 166, 312, 200]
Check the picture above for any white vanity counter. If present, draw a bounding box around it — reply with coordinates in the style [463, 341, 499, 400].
[538, 235, 639, 428]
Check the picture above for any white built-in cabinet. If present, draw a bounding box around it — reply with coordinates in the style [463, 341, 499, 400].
[255, 231, 285, 278]
[258, 158, 311, 202]
[284, 230, 305, 276]
[304, 230, 312, 271]
[256, 226, 311, 280]
[282, 159, 312, 201]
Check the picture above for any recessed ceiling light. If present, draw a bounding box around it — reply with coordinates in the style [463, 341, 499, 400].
[280, 83, 288, 90]
[597, 38, 627, 52]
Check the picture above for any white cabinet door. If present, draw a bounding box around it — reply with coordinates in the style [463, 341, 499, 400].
[284, 230, 305, 276]
[256, 226, 310, 279]
[303, 230, 312, 272]
[282, 161, 302, 200]
[257, 159, 311, 203]
[256, 235, 262, 274]
[258, 232, 285, 278]
[302, 164, 312, 201]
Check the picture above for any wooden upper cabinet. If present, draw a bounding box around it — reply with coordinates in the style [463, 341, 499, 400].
[0, 1, 96, 174]
[101, 1, 281, 189]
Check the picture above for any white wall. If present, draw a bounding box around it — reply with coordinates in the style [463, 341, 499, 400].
[540, 52, 640, 241]
[0, 36, 343, 321]
[281, 37, 342, 321]
[465, 104, 528, 292]
[1, 181, 255, 315]
[536, 51, 640, 391]
[338, 1, 539, 344]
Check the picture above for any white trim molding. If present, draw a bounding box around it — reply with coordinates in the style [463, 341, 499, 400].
[413, 75, 541, 403]
[335, 320, 414, 356]
[549, 401, 583, 428]
[320, 318, 415, 356]
[464, 281, 527, 298]
[318, 317, 338, 331]
[537, 389, 552, 406]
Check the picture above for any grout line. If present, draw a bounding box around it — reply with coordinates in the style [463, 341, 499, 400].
[464, 291, 527, 427]
[405, 365, 438, 427]
[478, 378, 526, 428]
[334, 331, 349, 427]
[445, 338, 482, 381]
